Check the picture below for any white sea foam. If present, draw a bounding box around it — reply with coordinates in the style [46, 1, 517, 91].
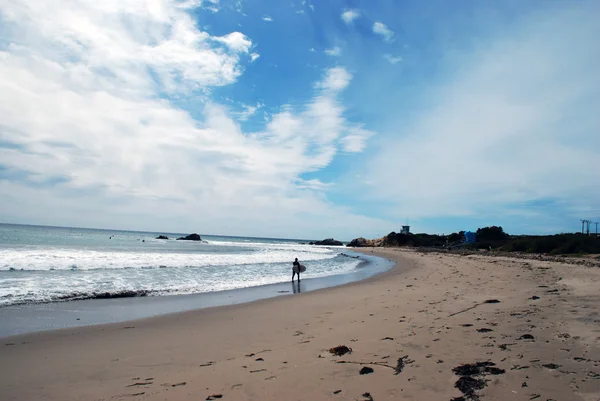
[0, 245, 335, 271]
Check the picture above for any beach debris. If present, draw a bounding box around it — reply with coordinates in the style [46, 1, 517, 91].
[359, 367, 374, 375]
[449, 300, 501, 317]
[126, 382, 153, 387]
[255, 358, 264, 361]
[530, 296, 540, 300]
[518, 334, 535, 340]
[476, 328, 493, 333]
[200, 361, 215, 367]
[528, 395, 541, 400]
[452, 362, 496, 376]
[124, 326, 135, 329]
[381, 337, 394, 341]
[265, 376, 276, 380]
[361, 392, 374, 401]
[329, 345, 353, 356]
[394, 355, 412, 374]
[333, 390, 342, 394]
[542, 363, 561, 369]
[171, 382, 186, 387]
[455, 376, 486, 396]
[451, 361, 504, 400]
[461, 324, 473, 327]
[206, 394, 223, 400]
[249, 369, 266, 373]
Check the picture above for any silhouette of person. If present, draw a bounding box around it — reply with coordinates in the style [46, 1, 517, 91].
[292, 258, 301, 282]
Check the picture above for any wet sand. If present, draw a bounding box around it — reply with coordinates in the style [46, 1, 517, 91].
[1, 248, 599, 400]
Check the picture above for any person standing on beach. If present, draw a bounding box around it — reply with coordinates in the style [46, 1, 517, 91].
[292, 258, 301, 282]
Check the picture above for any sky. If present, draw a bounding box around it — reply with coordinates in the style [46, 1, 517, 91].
[0, 0, 599, 240]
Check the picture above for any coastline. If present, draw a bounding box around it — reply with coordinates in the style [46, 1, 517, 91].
[2, 248, 599, 401]
[0, 251, 394, 338]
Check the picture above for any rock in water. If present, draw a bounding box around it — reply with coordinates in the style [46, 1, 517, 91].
[176, 233, 202, 241]
[155, 235, 169, 240]
[310, 238, 343, 246]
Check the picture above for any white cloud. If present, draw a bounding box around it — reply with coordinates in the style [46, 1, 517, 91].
[317, 67, 352, 92]
[324, 46, 341, 57]
[373, 22, 394, 43]
[340, 127, 374, 152]
[0, 1, 381, 239]
[364, 4, 600, 221]
[383, 54, 402, 64]
[235, 102, 264, 121]
[250, 52, 260, 62]
[213, 32, 252, 53]
[341, 9, 359, 25]
[262, 15, 273, 22]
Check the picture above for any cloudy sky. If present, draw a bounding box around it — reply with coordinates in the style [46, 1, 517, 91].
[0, 0, 598, 240]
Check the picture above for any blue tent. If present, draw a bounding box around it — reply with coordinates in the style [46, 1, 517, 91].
[464, 231, 477, 244]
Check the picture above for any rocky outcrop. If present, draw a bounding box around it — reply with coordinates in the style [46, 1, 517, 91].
[156, 235, 169, 240]
[310, 238, 343, 246]
[176, 233, 202, 241]
[347, 237, 369, 247]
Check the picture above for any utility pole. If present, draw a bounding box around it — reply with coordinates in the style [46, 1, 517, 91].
[581, 219, 586, 234]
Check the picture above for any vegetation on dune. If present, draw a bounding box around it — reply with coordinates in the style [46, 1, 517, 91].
[349, 226, 600, 255]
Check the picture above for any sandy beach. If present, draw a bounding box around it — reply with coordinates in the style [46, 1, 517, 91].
[2, 248, 600, 401]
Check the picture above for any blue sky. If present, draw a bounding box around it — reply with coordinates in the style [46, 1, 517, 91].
[0, 0, 599, 240]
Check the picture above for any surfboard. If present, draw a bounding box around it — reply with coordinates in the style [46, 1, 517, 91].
[293, 264, 307, 273]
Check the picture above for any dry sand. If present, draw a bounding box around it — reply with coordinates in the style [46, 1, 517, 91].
[1, 248, 600, 401]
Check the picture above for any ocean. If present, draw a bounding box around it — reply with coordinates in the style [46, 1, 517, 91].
[0, 223, 373, 307]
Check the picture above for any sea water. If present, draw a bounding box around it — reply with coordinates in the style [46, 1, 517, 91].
[0, 223, 365, 307]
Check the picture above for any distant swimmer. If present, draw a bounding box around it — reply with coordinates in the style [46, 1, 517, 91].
[292, 258, 306, 282]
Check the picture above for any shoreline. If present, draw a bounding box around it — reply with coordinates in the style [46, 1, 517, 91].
[0, 251, 395, 338]
[2, 248, 598, 401]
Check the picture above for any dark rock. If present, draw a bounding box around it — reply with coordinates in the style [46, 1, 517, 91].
[333, 390, 341, 394]
[206, 394, 222, 400]
[477, 328, 493, 333]
[347, 237, 369, 247]
[542, 363, 560, 369]
[484, 299, 500, 304]
[311, 238, 343, 246]
[176, 233, 202, 241]
[359, 366, 374, 375]
[530, 296, 540, 300]
[156, 235, 169, 240]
